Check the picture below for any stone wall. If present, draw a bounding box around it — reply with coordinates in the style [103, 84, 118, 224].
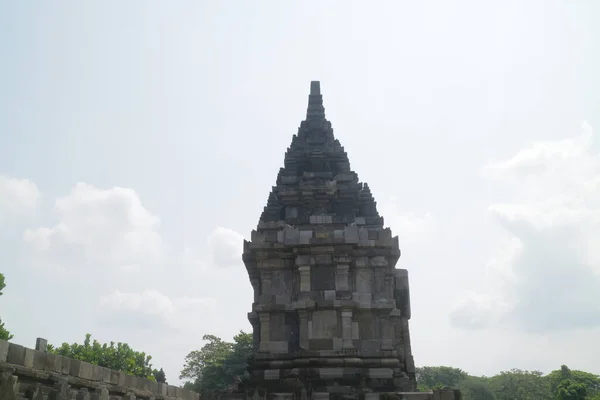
[0, 338, 199, 400]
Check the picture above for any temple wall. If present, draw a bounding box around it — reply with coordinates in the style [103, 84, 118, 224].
[0, 338, 199, 400]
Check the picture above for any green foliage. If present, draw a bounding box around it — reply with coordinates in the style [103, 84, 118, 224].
[487, 369, 551, 400]
[180, 331, 252, 396]
[458, 376, 496, 400]
[547, 365, 600, 399]
[0, 273, 13, 341]
[556, 379, 587, 400]
[415, 364, 600, 400]
[48, 333, 156, 379]
[154, 367, 167, 383]
[416, 366, 469, 390]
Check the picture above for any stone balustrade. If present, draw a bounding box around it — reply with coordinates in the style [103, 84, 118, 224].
[0, 338, 198, 400]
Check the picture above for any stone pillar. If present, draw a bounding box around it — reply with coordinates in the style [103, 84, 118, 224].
[35, 338, 48, 352]
[259, 313, 271, 352]
[384, 274, 394, 301]
[298, 266, 311, 292]
[261, 271, 272, 296]
[335, 265, 349, 291]
[341, 309, 354, 349]
[298, 310, 309, 350]
[373, 268, 386, 301]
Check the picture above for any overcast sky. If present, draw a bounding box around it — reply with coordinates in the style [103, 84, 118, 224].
[1, 0, 599, 386]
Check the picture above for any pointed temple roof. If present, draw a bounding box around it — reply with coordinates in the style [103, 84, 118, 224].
[259, 81, 381, 227]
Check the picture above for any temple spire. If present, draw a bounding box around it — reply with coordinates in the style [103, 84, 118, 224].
[306, 80, 325, 121]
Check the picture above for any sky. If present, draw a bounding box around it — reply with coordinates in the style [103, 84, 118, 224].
[1, 0, 600, 386]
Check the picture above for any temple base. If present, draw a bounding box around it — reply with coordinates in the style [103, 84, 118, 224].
[214, 388, 461, 400]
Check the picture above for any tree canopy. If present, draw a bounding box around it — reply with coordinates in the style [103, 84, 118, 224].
[0, 273, 13, 341]
[180, 331, 252, 396]
[416, 364, 600, 400]
[48, 333, 157, 380]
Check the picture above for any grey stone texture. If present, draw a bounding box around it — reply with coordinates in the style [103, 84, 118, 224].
[237, 82, 456, 399]
[0, 338, 198, 400]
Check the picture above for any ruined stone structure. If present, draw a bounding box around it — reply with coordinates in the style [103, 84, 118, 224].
[238, 82, 460, 399]
[0, 338, 198, 400]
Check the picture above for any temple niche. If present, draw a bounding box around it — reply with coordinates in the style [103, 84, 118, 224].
[234, 82, 459, 400]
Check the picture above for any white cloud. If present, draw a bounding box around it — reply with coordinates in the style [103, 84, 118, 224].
[0, 175, 40, 221]
[101, 289, 217, 330]
[380, 196, 434, 236]
[23, 182, 164, 270]
[207, 227, 244, 268]
[452, 122, 600, 332]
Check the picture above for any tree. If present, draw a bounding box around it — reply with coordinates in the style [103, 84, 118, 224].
[415, 366, 469, 391]
[154, 368, 167, 383]
[556, 379, 587, 400]
[180, 331, 252, 396]
[0, 273, 13, 341]
[487, 369, 552, 400]
[48, 333, 156, 379]
[546, 365, 600, 399]
[459, 377, 496, 400]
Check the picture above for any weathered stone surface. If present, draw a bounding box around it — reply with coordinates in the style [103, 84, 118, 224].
[240, 81, 425, 398]
[0, 338, 198, 400]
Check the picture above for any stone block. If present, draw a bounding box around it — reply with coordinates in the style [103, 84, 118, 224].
[101, 367, 111, 383]
[312, 393, 330, 400]
[92, 364, 104, 381]
[319, 367, 344, 379]
[355, 269, 372, 292]
[351, 322, 359, 340]
[264, 369, 280, 380]
[370, 256, 388, 267]
[296, 255, 311, 266]
[32, 349, 46, 370]
[35, 338, 48, 351]
[332, 337, 343, 351]
[368, 368, 393, 379]
[0, 340, 8, 362]
[157, 382, 168, 396]
[309, 338, 334, 351]
[20, 349, 35, 369]
[352, 292, 372, 308]
[312, 310, 337, 338]
[109, 369, 121, 386]
[335, 265, 349, 291]
[45, 353, 62, 373]
[344, 225, 358, 243]
[271, 394, 294, 400]
[6, 343, 25, 365]
[361, 340, 381, 355]
[311, 266, 335, 291]
[94, 386, 109, 400]
[71, 360, 94, 380]
[269, 341, 289, 353]
[324, 290, 336, 300]
[60, 355, 71, 374]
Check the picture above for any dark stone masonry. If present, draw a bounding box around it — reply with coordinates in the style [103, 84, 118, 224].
[0, 338, 199, 400]
[234, 82, 461, 399]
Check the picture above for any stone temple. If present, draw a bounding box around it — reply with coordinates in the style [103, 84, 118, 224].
[235, 82, 457, 400]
